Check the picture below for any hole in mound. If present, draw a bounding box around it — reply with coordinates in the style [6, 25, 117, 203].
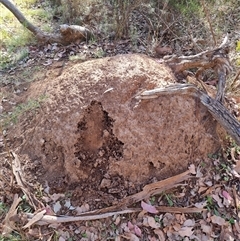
[68, 101, 124, 197]
[74, 100, 124, 161]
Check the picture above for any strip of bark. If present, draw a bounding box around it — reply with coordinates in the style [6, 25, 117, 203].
[25, 206, 204, 225]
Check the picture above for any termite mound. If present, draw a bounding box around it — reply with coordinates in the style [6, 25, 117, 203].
[11, 54, 222, 206]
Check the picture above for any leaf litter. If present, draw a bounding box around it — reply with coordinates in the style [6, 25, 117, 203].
[1, 148, 240, 240]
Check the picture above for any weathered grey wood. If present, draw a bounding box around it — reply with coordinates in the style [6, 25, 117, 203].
[163, 35, 232, 103]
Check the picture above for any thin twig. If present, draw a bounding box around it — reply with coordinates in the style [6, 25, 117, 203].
[200, 0, 216, 46]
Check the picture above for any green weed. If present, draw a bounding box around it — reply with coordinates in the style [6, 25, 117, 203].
[1, 95, 47, 127]
[0, 202, 8, 215]
[0, 233, 22, 241]
[165, 194, 174, 207]
[168, 0, 201, 17]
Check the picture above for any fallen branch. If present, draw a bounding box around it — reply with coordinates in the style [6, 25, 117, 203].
[0, 0, 93, 44]
[2, 194, 22, 235]
[25, 206, 204, 225]
[22, 170, 192, 226]
[163, 35, 232, 102]
[92, 170, 191, 214]
[11, 152, 44, 210]
[135, 84, 240, 145]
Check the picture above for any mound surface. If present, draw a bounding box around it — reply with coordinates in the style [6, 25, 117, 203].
[12, 54, 222, 206]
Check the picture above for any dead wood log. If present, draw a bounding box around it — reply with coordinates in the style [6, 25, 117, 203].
[0, 0, 93, 44]
[163, 35, 232, 102]
[135, 84, 240, 145]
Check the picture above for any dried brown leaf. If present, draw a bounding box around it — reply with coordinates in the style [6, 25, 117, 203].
[188, 164, 196, 174]
[201, 223, 212, 234]
[183, 219, 195, 227]
[147, 216, 160, 229]
[212, 194, 224, 208]
[210, 215, 225, 226]
[154, 229, 166, 241]
[178, 227, 193, 237]
[141, 201, 158, 214]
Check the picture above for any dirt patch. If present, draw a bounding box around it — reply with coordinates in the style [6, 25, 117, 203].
[9, 54, 223, 208]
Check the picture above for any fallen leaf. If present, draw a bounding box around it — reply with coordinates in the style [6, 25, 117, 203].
[154, 229, 165, 241]
[212, 194, 224, 208]
[211, 215, 225, 226]
[183, 219, 195, 227]
[162, 213, 175, 226]
[195, 201, 207, 208]
[188, 164, 196, 174]
[81, 203, 90, 212]
[53, 201, 62, 213]
[178, 227, 193, 237]
[45, 206, 54, 216]
[222, 190, 233, 201]
[147, 216, 160, 229]
[205, 181, 213, 187]
[141, 201, 158, 214]
[196, 167, 203, 177]
[201, 223, 212, 234]
[128, 221, 134, 230]
[115, 216, 121, 225]
[50, 193, 65, 202]
[124, 232, 139, 241]
[64, 200, 71, 208]
[134, 225, 142, 237]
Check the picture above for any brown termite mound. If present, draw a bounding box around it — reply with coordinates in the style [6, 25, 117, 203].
[12, 54, 222, 206]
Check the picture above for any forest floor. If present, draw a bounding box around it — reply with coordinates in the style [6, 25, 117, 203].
[1, 1, 240, 241]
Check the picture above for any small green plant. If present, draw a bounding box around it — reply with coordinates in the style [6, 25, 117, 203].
[18, 195, 33, 213]
[206, 195, 219, 214]
[110, 223, 117, 231]
[35, 184, 44, 198]
[228, 217, 235, 225]
[168, 0, 201, 17]
[150, 196, 156, 205]
[154, 215, 160, 223]
[165, 194, 174, 207]
[200, 162, 207, 168]
[0, 202, 9, 215]
[0, 232, 22, 241]
[0, 47, 30, 69]
[2, 95, 47, 127]
[207, 153, 219, 159]
[236, 41, 240, 52]
[94, 48, 105, 58]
